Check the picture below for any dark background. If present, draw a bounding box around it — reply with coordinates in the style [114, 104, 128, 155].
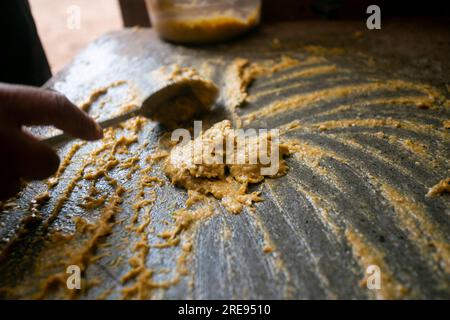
[262, 0, 450, 22]
[119, 0, 450, 27]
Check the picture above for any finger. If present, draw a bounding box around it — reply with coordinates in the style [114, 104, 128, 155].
[0, 84, 103, 140]
[2, 126, 60, 180]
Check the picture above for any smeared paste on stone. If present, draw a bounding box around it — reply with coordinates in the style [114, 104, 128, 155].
[164, 120, 290, 213]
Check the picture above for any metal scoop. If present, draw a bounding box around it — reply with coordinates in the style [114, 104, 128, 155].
[43, 75, 219, 147]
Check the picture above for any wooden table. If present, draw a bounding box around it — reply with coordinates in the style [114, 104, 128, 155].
[0, 20, 449, 299]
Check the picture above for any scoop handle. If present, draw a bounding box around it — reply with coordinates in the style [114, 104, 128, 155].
[42, 109, 140, 147]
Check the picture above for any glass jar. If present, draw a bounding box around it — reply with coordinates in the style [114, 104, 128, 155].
[145, 0, 262, 44]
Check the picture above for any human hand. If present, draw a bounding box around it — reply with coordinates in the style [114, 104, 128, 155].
[0, 83, 103, 200]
